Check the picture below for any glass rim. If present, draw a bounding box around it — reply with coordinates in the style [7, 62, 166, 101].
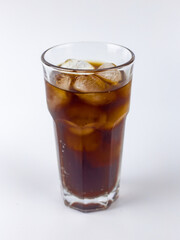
[41, 41, 135, 73]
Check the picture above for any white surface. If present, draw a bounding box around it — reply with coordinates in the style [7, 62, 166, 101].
[0, 0, 180, 239]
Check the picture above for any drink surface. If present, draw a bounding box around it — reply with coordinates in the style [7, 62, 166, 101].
[45, 61, 131, 199]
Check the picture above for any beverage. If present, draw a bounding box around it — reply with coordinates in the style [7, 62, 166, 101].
[41, 43, 135, 212]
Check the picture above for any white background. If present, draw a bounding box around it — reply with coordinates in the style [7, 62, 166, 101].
[0, 0, 180, 239]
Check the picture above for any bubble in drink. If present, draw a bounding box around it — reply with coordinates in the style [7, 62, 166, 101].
[61, 59, 95, 70]
[96, 63, 122, 85]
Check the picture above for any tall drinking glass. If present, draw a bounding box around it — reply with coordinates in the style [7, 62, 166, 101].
[41, 42, 135, 212]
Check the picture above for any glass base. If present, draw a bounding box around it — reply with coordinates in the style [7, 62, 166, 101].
[63, 183, 119, 213]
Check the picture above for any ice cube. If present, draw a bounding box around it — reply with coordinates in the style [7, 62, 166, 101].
[55, 74, 72, 90]
[96, 63, 122, 85]
[64, 130, 83, 151]
[61, 59, 95, 70]
[73, 75, 116, 105]
[73, 75, 106, 92]
[117, 81, 131, 99]
[105, 103, 129, 129]
[64, 129, 101, 152]
[76, 92, 116, 106]
[65, 104, 107, 135]
[46, 82, 71, 111]
[83, 131, 101, 151]
[65, 120, 94, 135]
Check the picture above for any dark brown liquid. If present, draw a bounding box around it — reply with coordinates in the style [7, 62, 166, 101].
[45, 62, 131, 199]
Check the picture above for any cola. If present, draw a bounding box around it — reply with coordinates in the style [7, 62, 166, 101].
[45, 61, 132, 211]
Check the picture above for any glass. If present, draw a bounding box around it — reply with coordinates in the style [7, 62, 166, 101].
[41, 42, 135, 212]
